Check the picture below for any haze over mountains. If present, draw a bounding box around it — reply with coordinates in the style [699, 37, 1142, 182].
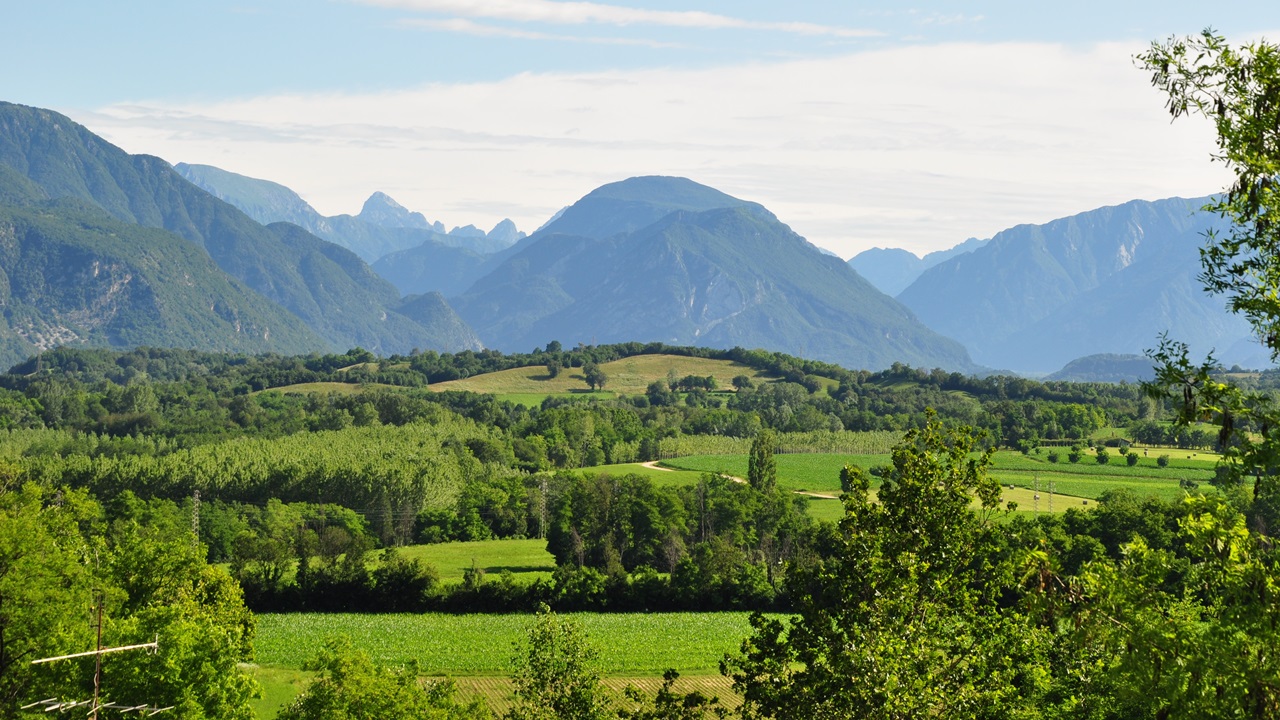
[893, 196, 1260, 374]
[0, 99, 1266, 377]
[849, 237, 989, 297]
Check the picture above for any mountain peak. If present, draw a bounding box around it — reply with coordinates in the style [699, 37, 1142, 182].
[538, 175, 766, 241]
[358, 191, 432, 230]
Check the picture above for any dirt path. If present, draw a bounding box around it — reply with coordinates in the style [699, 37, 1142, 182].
[639, 460, 675, 472]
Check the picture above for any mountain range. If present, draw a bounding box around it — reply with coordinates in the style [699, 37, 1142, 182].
[0, 98, 1265, 377]
[894, 196, 1261, 374]
[0, 101, 481, 365]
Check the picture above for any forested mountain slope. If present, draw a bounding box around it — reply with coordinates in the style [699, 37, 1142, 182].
[452, 176, 975, 372]
[0, 102, 480, 355]
[0, 165, 321, 366]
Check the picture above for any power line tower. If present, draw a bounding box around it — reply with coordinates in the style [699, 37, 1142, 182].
[190, 489, 201, 545]
[24, 597, 170, 718]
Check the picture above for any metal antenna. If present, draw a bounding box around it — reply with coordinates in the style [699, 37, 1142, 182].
[26, 597, 167, 717]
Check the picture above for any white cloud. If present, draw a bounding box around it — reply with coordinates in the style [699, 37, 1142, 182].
[398, 17, 679, 46]
[80, 40, 1228, 258]
[360, 0, 881, 37]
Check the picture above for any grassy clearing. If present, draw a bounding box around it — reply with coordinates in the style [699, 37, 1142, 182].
[244, 665, 312, 719]
[429, 354, 771, 399]
[254, 612, 763, 676]
[395, 539, 556, 584]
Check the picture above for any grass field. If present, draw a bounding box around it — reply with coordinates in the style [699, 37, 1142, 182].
[395, 539, 556, 584]
[429, 354, 772, 400]
[255, 612, 762, 676]
[660, 453, 886, 494]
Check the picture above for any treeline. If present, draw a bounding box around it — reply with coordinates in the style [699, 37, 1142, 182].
[0, 344, 1168, 452]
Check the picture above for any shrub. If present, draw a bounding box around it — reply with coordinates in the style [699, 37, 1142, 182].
[1157, 454, 1170, 468]
[1047, 452, 1060, 464]
[1096, 449, 1110, 465]
[1068, 451, 1081, 463]
[1126, 452, 1139, 466]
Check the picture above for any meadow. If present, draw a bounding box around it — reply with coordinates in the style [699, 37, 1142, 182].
[395, 538, 556, 584]
[428, 354, 771, 400]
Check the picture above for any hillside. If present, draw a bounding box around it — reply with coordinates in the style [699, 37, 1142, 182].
[0, 102, 478, 355]
[428, 353, 772, 397]
[452, 177, 975, 372]
[897, 196, 1255, 373]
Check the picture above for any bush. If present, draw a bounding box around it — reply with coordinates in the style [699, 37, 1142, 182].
[1126, 451, 1139, 466]
[1068, 451, 1081, 463]
[1047, 452, 1060, 464]
[1157, 454, 1170, 468]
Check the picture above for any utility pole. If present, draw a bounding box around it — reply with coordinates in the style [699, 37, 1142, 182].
[25, 596, 169, 717]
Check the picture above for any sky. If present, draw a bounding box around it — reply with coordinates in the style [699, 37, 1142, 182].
[6, 1, 1280, 258]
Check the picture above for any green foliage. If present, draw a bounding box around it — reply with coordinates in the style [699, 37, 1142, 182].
[724, 413, 1040, 717]
[746, 430, 776, 492]
[0, 484, 258, 720]
[277, 637, 490, 720]
[505, 607, 611, 720]
[618, 670, 729, 720]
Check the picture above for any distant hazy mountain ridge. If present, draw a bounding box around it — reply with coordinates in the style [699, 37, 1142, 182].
[895, 196, 1256, 373]
[176, 163, 523, 262]
[848, 237, 989, 296]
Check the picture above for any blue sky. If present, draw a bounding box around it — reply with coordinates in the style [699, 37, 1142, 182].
[8, 1, 1280, 256]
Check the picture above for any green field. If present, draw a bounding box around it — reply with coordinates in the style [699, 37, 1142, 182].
[255, 612, 762, 676]
[429, 354, 772, 399]
[658, 450, 1198, 507]
[395, 538, 556, 584]
[661, 453, 885, 494]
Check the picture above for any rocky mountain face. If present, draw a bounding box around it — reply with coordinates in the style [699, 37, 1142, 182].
[896, 196, 1257, 373]
[0, 102, 481, 359]
[451, 176, 975, 372]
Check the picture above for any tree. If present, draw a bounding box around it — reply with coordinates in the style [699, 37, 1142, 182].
[724, 413, 1044, 718]
[0, 485, 261, 720]
[547, 360, 562, 379]
[583, 363, 607, 392]
[746, 430, 776, 492]
[1138, 32, 1280, 517]
[505, 606, 610, 720]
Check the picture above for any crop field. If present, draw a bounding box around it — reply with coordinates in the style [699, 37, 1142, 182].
[429, 354, 771, 398]
[255, 612, 763, 676]
[395, 539, 556, 584]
